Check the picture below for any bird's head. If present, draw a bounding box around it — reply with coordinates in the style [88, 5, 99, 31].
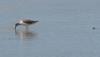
[15, 23, 21, 30]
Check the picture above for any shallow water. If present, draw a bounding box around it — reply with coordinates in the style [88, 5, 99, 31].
[0, 0, 100, 57]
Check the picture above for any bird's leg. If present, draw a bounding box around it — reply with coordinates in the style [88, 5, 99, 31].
[25, 26, 29, 31]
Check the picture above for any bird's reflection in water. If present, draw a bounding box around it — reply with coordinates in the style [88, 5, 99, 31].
[15, 30, 37, 40]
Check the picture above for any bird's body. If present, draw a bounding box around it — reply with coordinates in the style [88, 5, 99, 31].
[15, 19, 38, 30]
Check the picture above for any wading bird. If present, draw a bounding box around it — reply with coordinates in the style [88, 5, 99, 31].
[15, 19, 38, 30]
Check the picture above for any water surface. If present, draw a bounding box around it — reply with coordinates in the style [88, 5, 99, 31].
[0, 0, 100, 57]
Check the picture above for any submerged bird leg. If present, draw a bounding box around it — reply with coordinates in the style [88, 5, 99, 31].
[25, 25, 29, 31]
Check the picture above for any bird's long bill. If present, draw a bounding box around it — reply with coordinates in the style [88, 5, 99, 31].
[15, 23, 20, 30]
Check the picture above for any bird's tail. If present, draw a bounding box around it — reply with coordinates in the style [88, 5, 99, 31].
[32, 21, 39, 23]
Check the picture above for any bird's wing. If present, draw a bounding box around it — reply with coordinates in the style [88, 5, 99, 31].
[23, 20, 34, 24]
